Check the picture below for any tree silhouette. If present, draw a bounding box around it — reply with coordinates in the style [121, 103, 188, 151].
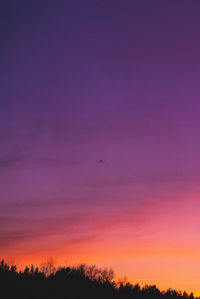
[0, 258, 198, 299]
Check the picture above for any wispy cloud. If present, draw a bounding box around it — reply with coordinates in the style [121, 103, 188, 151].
[0, 210, 102, 250]
[83, 171, 200, 188]
[0, 156, 22, 168]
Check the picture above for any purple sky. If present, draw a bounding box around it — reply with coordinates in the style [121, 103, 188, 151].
[1, 0, 200, 293]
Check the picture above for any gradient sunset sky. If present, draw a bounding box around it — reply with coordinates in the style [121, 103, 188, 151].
[1, 0, 200, 295]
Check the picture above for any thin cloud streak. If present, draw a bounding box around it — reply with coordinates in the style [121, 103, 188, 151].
[0, 156, 22, 168]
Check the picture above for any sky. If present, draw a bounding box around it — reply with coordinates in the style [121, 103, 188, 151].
[1, 0, 200, 295]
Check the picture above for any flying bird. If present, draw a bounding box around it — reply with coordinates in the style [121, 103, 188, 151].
[97, 160, 105, 163]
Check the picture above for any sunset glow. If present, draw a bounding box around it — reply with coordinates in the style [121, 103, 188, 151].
[1, 1, 200, 296]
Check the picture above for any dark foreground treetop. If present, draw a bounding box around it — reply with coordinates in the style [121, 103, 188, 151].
[0, 259, 196, 299]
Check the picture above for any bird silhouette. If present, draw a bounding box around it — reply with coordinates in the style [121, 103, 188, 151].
[97, 160, 105, 163]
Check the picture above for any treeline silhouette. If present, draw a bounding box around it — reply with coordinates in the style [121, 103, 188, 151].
[0, 258, 197, 299]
